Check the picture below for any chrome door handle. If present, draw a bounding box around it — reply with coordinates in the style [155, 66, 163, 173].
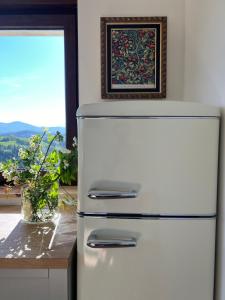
[87, 236, 137, 248]
[88, 189, 137, 199]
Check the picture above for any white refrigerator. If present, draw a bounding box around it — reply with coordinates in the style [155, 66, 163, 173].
[76, 101, 220, 300]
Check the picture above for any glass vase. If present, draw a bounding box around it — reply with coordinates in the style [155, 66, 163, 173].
[21, 184, 58, 223]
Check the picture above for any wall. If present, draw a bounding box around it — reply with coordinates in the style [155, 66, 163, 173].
[184, 0, 225, 104]
[78, 0, 185, 104]
[78, 1, 225, 298]
[184, 1, 225, 299]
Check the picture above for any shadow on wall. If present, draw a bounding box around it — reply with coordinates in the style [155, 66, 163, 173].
[215, 106, 225, 300]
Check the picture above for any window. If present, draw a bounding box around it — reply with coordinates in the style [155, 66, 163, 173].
[0, 30, 66, 162]
[0, 4, 78, 185]
[0, 5, 78, 148]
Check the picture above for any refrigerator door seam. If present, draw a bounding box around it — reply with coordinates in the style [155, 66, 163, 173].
[77, 212, 217, 219]
[77, 116, 219, 119]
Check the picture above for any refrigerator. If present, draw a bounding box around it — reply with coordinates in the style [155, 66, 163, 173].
[76, 101, 220, 300]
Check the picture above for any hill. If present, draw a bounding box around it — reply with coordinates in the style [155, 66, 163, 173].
[0, 122, 66, 162]
[0, 121, 65, 137]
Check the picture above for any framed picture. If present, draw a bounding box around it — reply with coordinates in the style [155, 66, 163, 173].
[101, 17, 167, 99]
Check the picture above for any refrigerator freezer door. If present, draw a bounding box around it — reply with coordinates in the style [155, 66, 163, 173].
[78, 118, 219, 215]
[77, 216, 216, 300]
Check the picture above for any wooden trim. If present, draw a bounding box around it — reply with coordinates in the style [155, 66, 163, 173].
[64, 13, 78, 148]
[0, 5, 76, 15]
[0, 185, 77, 199]
[0, 0, 76, 5]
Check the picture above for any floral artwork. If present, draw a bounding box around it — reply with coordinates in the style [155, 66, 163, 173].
[111, 28, 156, 88]
[101, 17, 167, 99]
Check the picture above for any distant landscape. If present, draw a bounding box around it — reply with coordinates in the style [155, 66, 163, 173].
[0, 121, 65, 162]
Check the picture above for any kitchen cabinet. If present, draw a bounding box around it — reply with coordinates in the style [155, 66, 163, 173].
[0, 268, 74, 300]
[0, 205, 77, 300]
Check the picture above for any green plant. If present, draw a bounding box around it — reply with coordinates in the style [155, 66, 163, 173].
[0, 130, 78, 222]
[59, 137, 78, 185]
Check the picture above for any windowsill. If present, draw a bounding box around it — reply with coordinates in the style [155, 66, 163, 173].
[0, 185, 77, 206]
[0, 186, 21, 205]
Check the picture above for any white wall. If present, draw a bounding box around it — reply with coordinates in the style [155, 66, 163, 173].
[184, 0, 225, 104]
[184, 1, 225, 299]
[78, 1, 225, 298]
[78, 0, 185, 104]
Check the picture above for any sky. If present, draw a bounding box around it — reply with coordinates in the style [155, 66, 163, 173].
[0, 33, 65, 127]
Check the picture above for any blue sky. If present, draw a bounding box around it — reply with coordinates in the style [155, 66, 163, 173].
[0, 33, 65, 127]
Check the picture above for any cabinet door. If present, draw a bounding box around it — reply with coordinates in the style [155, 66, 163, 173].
[0, 269, 70, 300]
[78, 118, 219, 215]
[0, 269, 49, 300]
[77, 216, 216, 300]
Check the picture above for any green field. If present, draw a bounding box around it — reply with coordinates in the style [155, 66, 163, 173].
[0, 135, 29, 162]
[0, 134, 66, 163]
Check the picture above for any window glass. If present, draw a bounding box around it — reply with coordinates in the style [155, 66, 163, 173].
[0, 30, 65, 162]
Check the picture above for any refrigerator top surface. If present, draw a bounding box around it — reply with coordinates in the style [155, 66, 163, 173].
[76, 100, 220, 118]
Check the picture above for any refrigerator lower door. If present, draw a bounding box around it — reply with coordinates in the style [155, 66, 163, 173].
[77, 216, 216, 300]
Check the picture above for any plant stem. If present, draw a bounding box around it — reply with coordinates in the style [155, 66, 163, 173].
[32, 130, 46, 162]
[34, 132, 60, 184]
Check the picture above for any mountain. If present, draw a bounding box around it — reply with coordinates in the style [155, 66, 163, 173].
[0, 121, 65, 137]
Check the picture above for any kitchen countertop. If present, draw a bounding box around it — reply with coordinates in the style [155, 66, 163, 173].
[0, 205, 77, 269]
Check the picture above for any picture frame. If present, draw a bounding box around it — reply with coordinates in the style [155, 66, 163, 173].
[101, 17, 167, 99]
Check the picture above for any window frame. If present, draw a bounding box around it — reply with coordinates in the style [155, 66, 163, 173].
[0, 5, 78, 148]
